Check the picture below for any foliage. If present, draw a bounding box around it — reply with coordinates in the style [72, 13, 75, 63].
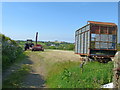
[1, 34, 24, 70]
[2, 64, 31, 88]
[117, 43, 120, 51]
[46, 61, 113, 88]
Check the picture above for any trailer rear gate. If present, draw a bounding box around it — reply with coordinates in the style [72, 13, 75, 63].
[75, 21, 117, 57]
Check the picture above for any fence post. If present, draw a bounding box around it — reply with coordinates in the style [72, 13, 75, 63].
[113, 51, 120, 88]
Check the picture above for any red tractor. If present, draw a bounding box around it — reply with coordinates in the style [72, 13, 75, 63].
[32, 44, 44, 51]
[24, 32, 44, 51]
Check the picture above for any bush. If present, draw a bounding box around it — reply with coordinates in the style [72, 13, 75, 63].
[1, 34, 24, 70]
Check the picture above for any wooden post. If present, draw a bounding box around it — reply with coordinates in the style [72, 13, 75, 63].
[113, 51, 120, 88]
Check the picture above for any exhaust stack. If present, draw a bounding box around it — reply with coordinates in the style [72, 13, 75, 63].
[36, 32, 38, 45]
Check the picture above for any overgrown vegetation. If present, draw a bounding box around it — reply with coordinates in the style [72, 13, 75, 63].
[1, 34, 24, 70]
[117, 43, 120, 51]
[2, 64, 31, 88]
[1, 34, 116, 88]
[46, 61, 113, 88]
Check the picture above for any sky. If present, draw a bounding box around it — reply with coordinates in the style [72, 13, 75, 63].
[2, 2, 119, 43]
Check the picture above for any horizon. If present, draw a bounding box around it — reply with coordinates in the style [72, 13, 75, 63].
[15, 39, 75, 43]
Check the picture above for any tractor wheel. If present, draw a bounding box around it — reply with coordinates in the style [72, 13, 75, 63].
[24, 47, 27, 51]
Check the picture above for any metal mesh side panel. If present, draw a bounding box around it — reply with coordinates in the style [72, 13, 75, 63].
[100, 42, 108, 49]
[75, 31, 78, 53]
[81, 34, 84, 54]
[88, 31, 90, 54]
[95, 42, 100, 49]
[79, 33, 81, 53]
[101, 34, 109, 42]
[77, 34, 80, 53]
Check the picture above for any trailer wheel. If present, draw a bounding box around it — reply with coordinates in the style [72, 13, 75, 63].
[97, 58, 112, 63]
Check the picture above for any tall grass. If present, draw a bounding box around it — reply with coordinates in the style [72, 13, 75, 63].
[46, 61, 113, 88]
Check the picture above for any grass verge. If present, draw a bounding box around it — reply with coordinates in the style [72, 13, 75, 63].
[2, 64, 31, 88]
[46, 61, 113, 88]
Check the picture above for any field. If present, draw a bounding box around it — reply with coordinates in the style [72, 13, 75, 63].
[2, 50, 80, 88]
[17, 40, 75, 51]
[1, 34, 116, 88]
[3, 49, 114, 88]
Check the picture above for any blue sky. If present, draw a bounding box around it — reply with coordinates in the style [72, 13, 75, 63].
[2, 2, 118, 43]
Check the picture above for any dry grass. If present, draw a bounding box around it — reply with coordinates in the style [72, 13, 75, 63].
[38, 49, 80, 63]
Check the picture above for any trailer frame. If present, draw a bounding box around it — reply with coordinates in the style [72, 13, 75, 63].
[75, 21, 118, 62]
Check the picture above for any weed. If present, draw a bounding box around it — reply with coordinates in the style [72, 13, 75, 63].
[46, 61, 113, 88]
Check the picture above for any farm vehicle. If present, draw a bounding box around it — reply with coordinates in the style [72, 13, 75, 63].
[24, 32, 44, 51]
[75, 21, 117, 63]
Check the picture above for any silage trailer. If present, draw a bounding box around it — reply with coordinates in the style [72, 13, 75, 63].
[75, 21, 117, 62]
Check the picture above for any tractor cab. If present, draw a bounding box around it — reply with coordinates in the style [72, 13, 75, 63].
[24, 39, 34, 51]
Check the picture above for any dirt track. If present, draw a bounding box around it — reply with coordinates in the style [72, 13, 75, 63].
[3, 49, 80, 88]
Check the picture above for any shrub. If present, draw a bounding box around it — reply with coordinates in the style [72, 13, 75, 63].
[1, 34, 24, 70]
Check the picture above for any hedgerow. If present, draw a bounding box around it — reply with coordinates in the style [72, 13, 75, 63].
[1, 34, 24, 70]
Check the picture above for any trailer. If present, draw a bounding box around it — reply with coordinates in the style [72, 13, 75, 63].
[75, 21, 117, 63]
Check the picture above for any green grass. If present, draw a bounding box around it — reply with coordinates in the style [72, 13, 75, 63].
[2, 52, 26, 71]
[2, 51, 31, 88]
[2, 64, 31, 88]
[117, 43, 120, 51]
[46, 61, 113, 88]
